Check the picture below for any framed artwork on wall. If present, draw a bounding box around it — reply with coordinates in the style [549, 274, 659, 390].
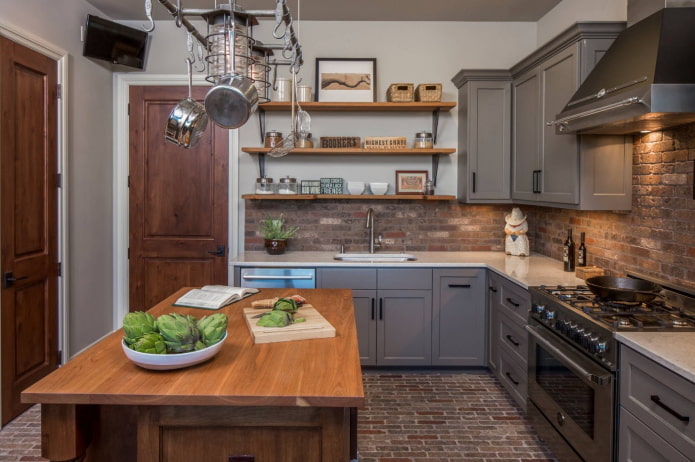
[395, 170, 428, 194]
[315, 58, 377, 102]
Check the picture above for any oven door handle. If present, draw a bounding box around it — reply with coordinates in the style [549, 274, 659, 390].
[525, 325, 612, 388]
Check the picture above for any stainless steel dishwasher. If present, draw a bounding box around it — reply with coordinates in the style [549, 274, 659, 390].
[238, 268, 316, 288]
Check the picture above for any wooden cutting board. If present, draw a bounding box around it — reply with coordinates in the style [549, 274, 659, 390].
[242, 305, 336, 344]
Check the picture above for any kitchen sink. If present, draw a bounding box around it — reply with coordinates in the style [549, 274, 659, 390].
[333, 253, 417, 262]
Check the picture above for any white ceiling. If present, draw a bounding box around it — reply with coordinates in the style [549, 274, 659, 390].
[85, 0, 562, 22]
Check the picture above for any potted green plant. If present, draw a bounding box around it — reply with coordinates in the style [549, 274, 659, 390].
[259, 214, 299, 255]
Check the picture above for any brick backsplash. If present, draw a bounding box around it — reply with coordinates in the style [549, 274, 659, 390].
[244, 123, 695, 289]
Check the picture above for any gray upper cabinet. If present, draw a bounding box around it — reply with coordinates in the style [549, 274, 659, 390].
[510, 22, 632, 210]
[452, 70, 512, 203]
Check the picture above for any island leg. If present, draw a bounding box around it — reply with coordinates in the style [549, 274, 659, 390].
[40, 404, 91, 461]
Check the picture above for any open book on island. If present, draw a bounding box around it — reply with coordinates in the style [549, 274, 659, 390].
[173, 286, 260, 310]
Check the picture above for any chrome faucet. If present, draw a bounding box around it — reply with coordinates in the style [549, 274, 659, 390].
[365, 208, 382, 253]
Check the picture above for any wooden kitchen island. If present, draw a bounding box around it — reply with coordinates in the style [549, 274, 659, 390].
[21, 288, 364, 462]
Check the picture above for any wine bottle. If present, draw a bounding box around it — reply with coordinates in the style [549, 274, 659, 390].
[577, 232, 586, 267]
[563, 228, 575, 272]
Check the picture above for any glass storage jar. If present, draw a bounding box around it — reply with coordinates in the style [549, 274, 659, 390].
[277, 176, 298, 195]
[264, 130, 283, 148]
[413, 131, 434, 149]
[255, 177, 275, 194]
[295, 132, 313, 148]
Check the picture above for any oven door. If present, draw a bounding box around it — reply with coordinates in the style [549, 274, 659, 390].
[526, 321, 615, 462]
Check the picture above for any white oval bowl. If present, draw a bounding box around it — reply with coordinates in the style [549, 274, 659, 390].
[122, 332, 227, 370]
[370, 182, 389, 195]
[347, 181, 365, 195]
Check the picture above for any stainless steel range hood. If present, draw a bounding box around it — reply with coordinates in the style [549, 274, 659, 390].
[550, 3, 695, 134]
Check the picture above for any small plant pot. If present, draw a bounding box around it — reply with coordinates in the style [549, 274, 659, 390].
[264, 239, 287, 255]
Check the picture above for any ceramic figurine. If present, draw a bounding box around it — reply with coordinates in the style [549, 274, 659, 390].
[504, 208, 529, 257]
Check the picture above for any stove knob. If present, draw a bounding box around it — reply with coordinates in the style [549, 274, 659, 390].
[572, 327, 585, 343]
[543, 310, 556, 321]
[554, 319, 565, 331]
[532, 304, 545, 315]
[594, 339, 607, 355]
[581, 332, 593, 349]
[588, 336, 600, 353]
[561, 321, 574, 335]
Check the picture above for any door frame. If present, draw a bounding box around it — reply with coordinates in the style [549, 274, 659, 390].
[114, 74, 240, 325]
[0, 21, 68, 369]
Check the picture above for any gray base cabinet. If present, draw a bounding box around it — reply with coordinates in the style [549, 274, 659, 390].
[318, 267, 432, 366]
[618, 345, 695, 461]
[319, 266, 489, 367]
[488, 272, 531, 410]
[432, 268, 487, 366]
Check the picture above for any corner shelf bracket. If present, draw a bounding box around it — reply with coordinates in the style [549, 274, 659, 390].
[432, 154, 440, 186]
[257, 108, 267, 144]
[432, 108, 441, 144]
[257, 154, 267, 178]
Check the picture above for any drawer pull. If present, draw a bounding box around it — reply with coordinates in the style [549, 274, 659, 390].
[371, 298, 375, 321]
[449, 284, 471, 288]
[505, 371, 519, 386]
[489, 286, 498, 293]
[506, 297, 520, 307]
[650, 395, 690, 423]
[505, 334, 520, 347]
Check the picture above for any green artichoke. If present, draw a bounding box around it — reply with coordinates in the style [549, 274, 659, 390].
[257, 310, 292, 327]
[123, 311, 157, 345]
[157, 313, 200, 353]
[129, 332, 167, 354]
[197, 313, 228, 347]
[272, 298, 298, 313]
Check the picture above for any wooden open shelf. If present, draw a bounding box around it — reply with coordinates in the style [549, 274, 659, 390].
[241, 147, 456, 156]
[242, 194, 456, 201]
[258, 101, 456, 112]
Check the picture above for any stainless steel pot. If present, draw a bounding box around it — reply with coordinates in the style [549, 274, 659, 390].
[165, 59, 208, 148]
[204, 75, 259, 129]
[585, 276, 663, 302]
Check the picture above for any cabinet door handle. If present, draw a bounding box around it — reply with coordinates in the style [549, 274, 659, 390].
[371, 298, 375, 320]
[472, 172, 476, 193]
[506, 297, 520, 307]
[650, 395, 690, 423]
[505, 334, 520, 347]
[379, 298, 383, 320]
[505, 371, 519, 386]
[448, 284, 471, 288]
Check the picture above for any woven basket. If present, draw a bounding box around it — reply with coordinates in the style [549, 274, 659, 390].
[364, 136, 407, 150]
[386, 83, 414, 103]
[415, 83, 442, 102]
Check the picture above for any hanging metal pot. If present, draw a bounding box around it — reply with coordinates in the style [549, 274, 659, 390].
[204, 75, 259, 129]
[164, 59, 209, 148]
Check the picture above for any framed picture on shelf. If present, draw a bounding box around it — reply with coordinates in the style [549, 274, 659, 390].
[395, 170, 428, 194]
[315, 58, 377, 102]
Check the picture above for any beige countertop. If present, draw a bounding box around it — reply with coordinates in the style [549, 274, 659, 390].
[231, 251, 585, 288]
[615, 332, 695, 383]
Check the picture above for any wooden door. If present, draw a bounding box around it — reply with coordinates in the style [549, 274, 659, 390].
[0, 36, 59, 424]
[129, 86, 229, 311]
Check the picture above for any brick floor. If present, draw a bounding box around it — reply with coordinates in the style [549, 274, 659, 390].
[0, 370, 556, 461]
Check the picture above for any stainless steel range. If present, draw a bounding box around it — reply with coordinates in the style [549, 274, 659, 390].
[525, 273, 695, 462]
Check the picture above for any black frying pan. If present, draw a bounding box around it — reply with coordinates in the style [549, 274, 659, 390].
[585, 276, 663, 302]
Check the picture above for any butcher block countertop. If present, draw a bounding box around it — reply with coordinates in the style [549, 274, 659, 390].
[22, 288, 365, 408]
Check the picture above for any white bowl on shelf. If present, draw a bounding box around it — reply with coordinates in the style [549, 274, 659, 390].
[121, 332, 227, 370]
[369, 182, 389, 195]
[347, 181, 365, 195]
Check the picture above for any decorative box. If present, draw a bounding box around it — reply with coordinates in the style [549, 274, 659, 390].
[364, 136, 407, 149]
[319, 178, 344, 194]
[386, 83, 414, 102]
[415, 83, 442, 102]
[300, 180, 321, 194]
[319, 136, 361, 148]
